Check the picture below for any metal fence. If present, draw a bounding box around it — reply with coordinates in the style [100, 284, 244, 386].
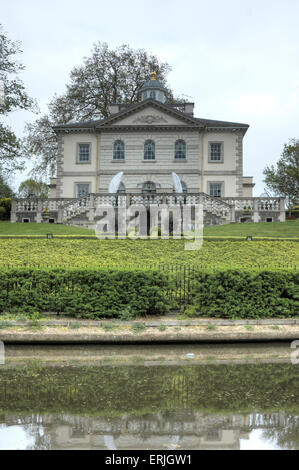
[1, 262, 297, 308]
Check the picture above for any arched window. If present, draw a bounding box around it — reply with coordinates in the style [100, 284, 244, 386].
[113, 140, 125, 160]
[117, 182, 126, 194]
[142, 181, 156, 193]
[174, 140, 186, 160]
[150, 90, 156, 100]
[142, 92, 148, 100]
[144, 140, 155, 160]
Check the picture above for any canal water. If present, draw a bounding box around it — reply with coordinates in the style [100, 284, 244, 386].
[0, 343, 298, 450]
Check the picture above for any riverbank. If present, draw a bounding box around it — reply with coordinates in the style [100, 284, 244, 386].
[0, 318, 298, 343]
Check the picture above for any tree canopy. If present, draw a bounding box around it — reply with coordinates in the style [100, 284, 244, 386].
[24, 42, 174, 177]
[18, 178, 49, 199]
[263, 138, 299, 209]
[0, 24, 36, 174]
[0, 172, 14, 198]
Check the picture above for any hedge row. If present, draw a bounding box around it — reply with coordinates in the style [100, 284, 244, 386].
[0, 268, 170, 318]
[0, 268, 298, 319]
[186, 270, 299, 318]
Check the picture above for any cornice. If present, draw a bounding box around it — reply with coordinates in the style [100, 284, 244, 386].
[96, 99, 201, 127]
[96, 125, 201, 132]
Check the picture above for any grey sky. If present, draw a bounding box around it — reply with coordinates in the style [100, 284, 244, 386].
[2, 0, 299, 194]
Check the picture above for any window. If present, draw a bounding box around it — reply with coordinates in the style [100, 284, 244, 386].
[113, 140, 125, 160]
[174, 140, 186, 159]
[142, 181, 156, 193]
[209, 182, 223, 198]
[150, 91, 156, 100]
[142, 92, 148, 100]
[77, 143, 91, 163]
[76, 183, 90, 198]
[209, 142, 223, 162]
[205, 430, 222, 442]
[144, 140, 155, 160]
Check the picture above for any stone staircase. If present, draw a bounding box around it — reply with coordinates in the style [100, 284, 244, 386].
[11, 194, 285, 225]
[61, 192, 232, 229]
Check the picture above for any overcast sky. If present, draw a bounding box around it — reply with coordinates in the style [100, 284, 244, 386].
[2, 0, 299, 194]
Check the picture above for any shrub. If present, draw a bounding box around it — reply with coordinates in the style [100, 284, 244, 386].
[0, 198, 11, 220]
[185, 270, 299, 319]
[0, 267, 170, 318]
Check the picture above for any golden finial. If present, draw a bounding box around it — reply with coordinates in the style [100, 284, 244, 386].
[150, 71, 156, 81]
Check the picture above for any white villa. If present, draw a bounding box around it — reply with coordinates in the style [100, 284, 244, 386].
[11, 73, 285, 225]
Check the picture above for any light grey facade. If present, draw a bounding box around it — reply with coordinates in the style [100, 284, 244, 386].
[10, 76, 286, 225]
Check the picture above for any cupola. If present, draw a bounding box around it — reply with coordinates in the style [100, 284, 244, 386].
[139, 72, 167, 103]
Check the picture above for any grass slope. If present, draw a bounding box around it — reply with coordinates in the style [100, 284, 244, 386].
[0, 238, 297, 269]
[0, 220, 298, 238]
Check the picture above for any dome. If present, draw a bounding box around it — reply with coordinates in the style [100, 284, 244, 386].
[139, 72, 167, 103]
[140, 79, 166, 91]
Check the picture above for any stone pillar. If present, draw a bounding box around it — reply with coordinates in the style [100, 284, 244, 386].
[279, 197, 286, 222]
[36, 200, 42, 223]
[57, 207, 63, 224]
[10, 199, 17, 223]
[253, 199, 260, 223]
[230, 204, 235, 222]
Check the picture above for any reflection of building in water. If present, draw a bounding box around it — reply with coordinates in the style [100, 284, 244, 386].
[2, 411, 292, 450]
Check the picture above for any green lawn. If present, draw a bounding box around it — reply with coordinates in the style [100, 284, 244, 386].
[204, 220, 299, 238]
[0, 238, 297, 269]
[0, 221, 298, 270]
[0, 220, 298, 238]
[0, 222, 95, 236]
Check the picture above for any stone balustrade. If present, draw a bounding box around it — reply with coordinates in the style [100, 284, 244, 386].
[10, 194, 285, 224]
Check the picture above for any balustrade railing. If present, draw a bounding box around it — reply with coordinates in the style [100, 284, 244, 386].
[223, 197, 283, 212]
[12, 194, 285, 224]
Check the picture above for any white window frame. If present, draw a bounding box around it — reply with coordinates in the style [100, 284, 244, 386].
[75, 182, 91, 198]
[144, 140, 155, 160]
[208, 142, 224, 163]
[208, 181, 224, 198]
[174, 139, 186, 160]
[113, 140, 125, 160]
[77, 143, 91, 164]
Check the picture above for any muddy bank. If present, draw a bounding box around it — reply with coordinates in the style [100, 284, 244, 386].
[0, 319, 298, 344]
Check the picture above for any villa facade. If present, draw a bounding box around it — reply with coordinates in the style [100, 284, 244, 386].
[11, 74, 285, 225]
[51, 73, 254, 199]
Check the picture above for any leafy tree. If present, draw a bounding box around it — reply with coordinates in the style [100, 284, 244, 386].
[263, 138, 299, 213]
[18, 178, 49, 199]
[0, 24, 36, 173]
[24, 42, 174, 176]
[0, 197, 11, 220]
[0, 172, 14, 198]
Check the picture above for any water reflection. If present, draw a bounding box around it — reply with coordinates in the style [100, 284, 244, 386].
[0, 344, 298, 450]
[0, 411, 297, 450]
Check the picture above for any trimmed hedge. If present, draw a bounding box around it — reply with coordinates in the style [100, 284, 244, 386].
[185, 270, 299, 318]
[0, 267, 298, 319]
[0, 268, 170, 318]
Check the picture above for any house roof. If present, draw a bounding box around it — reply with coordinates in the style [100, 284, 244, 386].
[53, 98, 249, 132]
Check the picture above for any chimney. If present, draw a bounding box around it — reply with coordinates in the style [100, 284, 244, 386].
[184, 103, 194, 116]
[109, 104, 120, 115]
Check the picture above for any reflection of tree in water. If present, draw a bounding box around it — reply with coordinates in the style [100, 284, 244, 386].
[262, 415, 299, 450]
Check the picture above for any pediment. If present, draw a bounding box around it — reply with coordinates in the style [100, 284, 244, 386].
[111, 106, 189, 126]
[96, 99, 200, 128]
